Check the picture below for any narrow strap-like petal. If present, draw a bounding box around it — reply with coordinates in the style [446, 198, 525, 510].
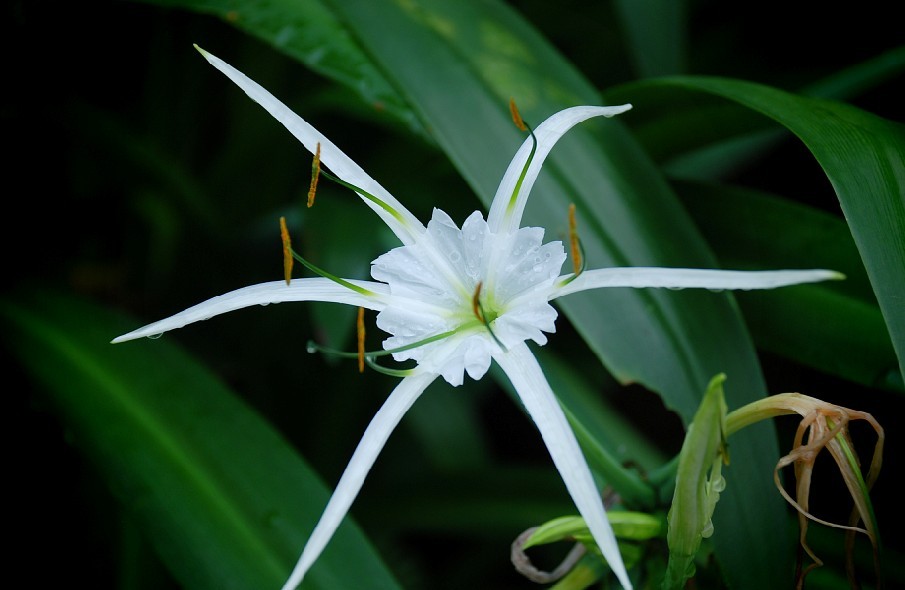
[487, 105, 632, 234]
[196, 47, 425, 245]
[552, 267, 844, 299]
[493, 343, 633, 590]
[111, 278, 388, 343]
[281, 371, 438, 590]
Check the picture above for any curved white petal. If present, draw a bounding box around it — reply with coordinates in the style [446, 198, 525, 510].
[493, 300, 558, 347]
[552, 267, 844, 299]
[493, 343, 632, 590]
[111, 278, 388, 343]
[282, 371, 438, 590]
[487, 104, 632, 234]
[195, 47, 425, 245]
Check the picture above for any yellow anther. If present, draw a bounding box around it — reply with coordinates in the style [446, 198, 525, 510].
[308, 142, 321, 208]
[509, 98, 527, 132]
[357, 307, 366, 373]
[279, 216, 294, 285]
[568, 203, 582, 276]
[472, 282, 485, 322]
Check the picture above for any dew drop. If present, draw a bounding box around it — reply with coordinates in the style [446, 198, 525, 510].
[532, 264, 543, 272]
[147, 333, 163, 340]
[449, 251, 461, 262]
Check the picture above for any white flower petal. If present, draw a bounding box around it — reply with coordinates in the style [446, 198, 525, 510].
[552, 267, 844, 298]
[371, 208, 489, 305]
[491, 228, 566, 303]
[376, 306, 452, 362]
[111, 278, 387, 343]
[459, 210, 490, 282]
[371, 243, 459, 306]
[494, 300, 558, 347]
[282, 372, 437, 590]
[195, 47, 425, 245]
[493, 343, 632, 590]
[487, 104, 632, 234]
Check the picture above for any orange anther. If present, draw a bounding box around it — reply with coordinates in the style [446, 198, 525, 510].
[509, 98, 527, 132]
[357, 307, 366, 373]
[308, 142, 321, 208]
[472, 282, 485, 322]
[569, 204, 582, 276]
[279, 216, 294, 285]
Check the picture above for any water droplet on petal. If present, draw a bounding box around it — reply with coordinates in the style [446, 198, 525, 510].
[147, 333, 163, 340]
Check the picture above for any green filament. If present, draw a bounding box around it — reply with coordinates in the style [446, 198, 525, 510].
[319, 169, 408, 226]
[289, 249, 377, 297]
[557, 239, 588, 288]
[506, 121, 538, 220]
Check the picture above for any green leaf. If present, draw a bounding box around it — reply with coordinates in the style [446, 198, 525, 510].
[612, 0, 687, 78]
[1, 289, 400, 590]
[647, 48, 905, 179]
[674, 180, 902, 391]
[607, 77, 905, 379]
[134, 0, 424, 137]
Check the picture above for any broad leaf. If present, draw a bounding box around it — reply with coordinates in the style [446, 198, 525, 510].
[2, 290, 400, 590]
[608, 77, 905, 379]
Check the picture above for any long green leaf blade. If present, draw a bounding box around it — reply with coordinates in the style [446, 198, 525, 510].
[608, 77, 905, 378]
[2, 290, 400, 590]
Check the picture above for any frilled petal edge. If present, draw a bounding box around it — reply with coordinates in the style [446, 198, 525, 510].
[551, 267, 844, 299]
[493, 343, 633, 590]
[111, 278, 389, 343]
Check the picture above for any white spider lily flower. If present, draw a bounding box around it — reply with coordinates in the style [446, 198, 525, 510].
[113, 46, 843, 590]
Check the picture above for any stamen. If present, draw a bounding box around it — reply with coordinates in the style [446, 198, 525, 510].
[568, 204, 583, 276]
[506, 102, 538, 220]
[472, 282, 507, 352]
[287, 248, 377, 297]
[307, 142, 321, 208]
[364, 356, 417, 378]
[555, 205, 588, 289]
[306, 329, 458, 363]
[279, 216, 294, 285]
[357, 307, 366, 373]
[509, 98, 528, 132]
[472, 281, 485, 323]
[318, 168, 407, 225]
